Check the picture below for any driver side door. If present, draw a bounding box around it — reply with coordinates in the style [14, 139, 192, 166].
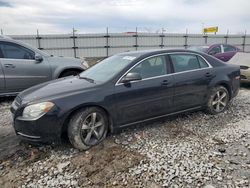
[0, 41, 51, 92]
[114, 55, 174, 126]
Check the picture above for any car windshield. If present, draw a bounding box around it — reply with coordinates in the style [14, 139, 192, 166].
[188, 46, 208, 53]
[79, 55, 137, 83]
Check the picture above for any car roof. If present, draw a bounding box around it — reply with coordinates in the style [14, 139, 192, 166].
[188, 45, 209, 48]
[117, 48, 204, 57]
[117, 48, 226, 67]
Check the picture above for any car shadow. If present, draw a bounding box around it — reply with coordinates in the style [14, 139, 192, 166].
[241, 83, 250, 90]
[0, 96, 15, 102]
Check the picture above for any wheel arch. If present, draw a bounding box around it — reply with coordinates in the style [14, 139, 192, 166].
[53, 66, 84, 78]
[57, 68, 84, 78]
[60, 104, 114, 138]
[214, 81, 232, 100]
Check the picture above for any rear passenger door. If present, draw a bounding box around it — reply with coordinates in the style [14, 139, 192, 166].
[169, 53, 214, 111]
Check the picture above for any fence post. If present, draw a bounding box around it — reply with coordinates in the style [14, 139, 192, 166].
[104, 27, 110, 57]
[71, 27, 77, 58]
[242, 30, 246, 52]
[134, 27, 138, 51]
[36, 29, 42, 50]
[224, 30, 229, 44]
[159, 28, 164, 48]
[1, 29, 3, 35]
[205, 35, 208, 44]
[184, 29, 188, 49]
[202, 33, 208, 45]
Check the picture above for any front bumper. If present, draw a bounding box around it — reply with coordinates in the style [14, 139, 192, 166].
[11, 103, 63, 143]
[13, 116, 61, 143]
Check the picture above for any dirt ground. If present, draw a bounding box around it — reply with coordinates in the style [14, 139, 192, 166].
[0, 86, 250, 188]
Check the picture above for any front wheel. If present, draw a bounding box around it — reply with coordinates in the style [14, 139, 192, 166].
[206, 86, 230, 115]
[68, 107, 108, 150]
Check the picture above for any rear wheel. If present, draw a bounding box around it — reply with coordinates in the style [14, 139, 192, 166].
[206, 86, 230, 114]
[68, 107, 108, 150]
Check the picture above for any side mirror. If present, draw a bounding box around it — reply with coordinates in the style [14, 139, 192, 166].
[121, 72, 142, 83]
[35, 54, 43, 62]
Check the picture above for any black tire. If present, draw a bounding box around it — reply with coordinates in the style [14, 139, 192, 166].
[68, 107, 108, 150]
[60, 70, 80, 78]
[206, 86, 230, 115]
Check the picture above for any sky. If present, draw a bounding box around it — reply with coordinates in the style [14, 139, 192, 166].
[0, 0, 250, 35]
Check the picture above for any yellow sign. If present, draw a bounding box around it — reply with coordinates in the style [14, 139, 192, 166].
[203, 27, 218, 33]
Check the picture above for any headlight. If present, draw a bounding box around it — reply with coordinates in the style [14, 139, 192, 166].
[22, 102, 54, 119]
[81, 60, 89, 69]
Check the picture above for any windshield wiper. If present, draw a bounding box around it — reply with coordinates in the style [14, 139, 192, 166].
[78, 75, 95, 83]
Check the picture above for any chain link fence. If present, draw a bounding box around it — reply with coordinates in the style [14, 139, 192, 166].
[8, 31, 250, 58]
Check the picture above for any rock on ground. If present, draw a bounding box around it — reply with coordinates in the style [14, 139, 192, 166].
[0, 88, 250, 187]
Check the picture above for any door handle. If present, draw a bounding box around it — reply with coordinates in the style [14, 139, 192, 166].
[4, 64, 15, 68]
[205, 72, 212, 77]
[161, 80, 169, 86]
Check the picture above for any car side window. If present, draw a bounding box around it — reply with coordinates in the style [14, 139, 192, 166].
[197, 56, 209, 68]
[223, 45, 236, 52]
[129, 55, 167, 79]
[209, 46, 221, 55]
[0, 42, 35, 60]
[170, 54, 201, 73]
[0, 48, 3, 58]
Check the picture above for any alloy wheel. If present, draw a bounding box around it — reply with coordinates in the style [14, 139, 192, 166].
[211, 90, 228, 112]
[80, 112, 105, 146]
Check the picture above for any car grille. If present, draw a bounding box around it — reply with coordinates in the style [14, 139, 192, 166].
[240, 65, 249, 70]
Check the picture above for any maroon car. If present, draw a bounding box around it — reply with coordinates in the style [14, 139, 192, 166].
[188, 44, 240, 62]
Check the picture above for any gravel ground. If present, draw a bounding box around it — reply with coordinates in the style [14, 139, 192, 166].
[0, 87, 250, 188]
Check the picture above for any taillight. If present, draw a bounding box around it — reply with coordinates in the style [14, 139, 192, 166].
[240, 65, 249, 70]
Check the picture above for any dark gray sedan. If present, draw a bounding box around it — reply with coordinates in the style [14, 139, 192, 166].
[0, 36, 89, 96]
[11, 49, 240, 150]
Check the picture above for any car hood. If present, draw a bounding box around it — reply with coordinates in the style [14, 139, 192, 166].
[18, 76, 97, 104]
[48, 56, 82, 64]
